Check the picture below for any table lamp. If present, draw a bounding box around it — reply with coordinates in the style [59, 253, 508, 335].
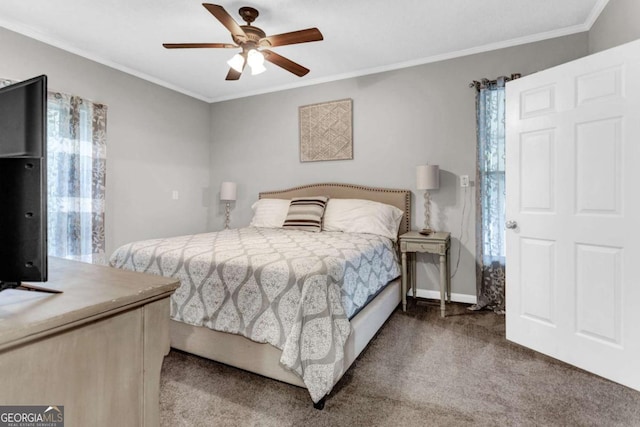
[220, 181, 237, 229]
[416, 164, 440, 235]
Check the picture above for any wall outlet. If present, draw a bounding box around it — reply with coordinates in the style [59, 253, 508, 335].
[460, 175, 470, 187]
[172, 190, 179, 200]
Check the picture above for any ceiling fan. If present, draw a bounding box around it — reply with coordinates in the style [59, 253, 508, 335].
[163, 3, 324, 81]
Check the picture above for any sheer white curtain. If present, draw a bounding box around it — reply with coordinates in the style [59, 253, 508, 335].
[471, 75, 517, 313]
[1, 78, 107, 264]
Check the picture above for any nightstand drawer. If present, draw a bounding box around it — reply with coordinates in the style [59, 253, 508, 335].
[402, 241, 445, 253]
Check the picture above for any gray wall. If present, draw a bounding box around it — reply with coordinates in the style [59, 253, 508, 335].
[0, 28, 211, 257]
[589, 0, 640, 53]
[209, 33, 589, 300]
[0, 23, 596, 299]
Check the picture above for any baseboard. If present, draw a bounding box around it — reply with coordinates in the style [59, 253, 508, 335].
[409, 288, 477, 305]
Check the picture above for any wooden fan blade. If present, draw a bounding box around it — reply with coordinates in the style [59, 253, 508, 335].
[203, 3, 247, 41]
[262, 50, 309, 77]
[225, 67, 242, 80]
[225, 55, 246, 81]
[259, 28, 323, 48]
[163, 43, 237, 49]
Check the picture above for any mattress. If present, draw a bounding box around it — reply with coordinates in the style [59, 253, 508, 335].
[109, 226, 400, 402]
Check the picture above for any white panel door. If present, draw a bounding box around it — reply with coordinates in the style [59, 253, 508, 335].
[505, 39, 640, 391]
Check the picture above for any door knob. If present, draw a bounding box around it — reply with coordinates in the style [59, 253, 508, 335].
[506, 220, 518, 229]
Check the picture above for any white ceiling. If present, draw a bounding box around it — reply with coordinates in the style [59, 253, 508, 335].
[0, 0, 609, 103]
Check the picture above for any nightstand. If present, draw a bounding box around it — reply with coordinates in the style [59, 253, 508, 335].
[399, 231, 451, 317]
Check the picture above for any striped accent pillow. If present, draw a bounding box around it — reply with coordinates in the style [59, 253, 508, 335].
[282, 196, 329, 232]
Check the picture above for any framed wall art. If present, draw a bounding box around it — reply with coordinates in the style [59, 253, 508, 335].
[299, 98, 353, 162]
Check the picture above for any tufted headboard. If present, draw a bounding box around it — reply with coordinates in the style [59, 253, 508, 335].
[259, 183, 411, 237]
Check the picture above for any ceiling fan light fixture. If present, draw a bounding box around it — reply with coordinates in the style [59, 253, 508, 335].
[247, 49, 264, 66]
[227, 53, 245, 72]
[247, 49, 266, 75]
[163, 4, 323, 80]
[250, 62, 267, 75]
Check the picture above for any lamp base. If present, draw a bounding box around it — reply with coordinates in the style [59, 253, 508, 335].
[224, 202, 231, 230]
[419, 228, 434, 236]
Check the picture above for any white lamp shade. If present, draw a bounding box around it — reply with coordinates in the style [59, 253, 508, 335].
[220, 182, 237, 201]
[227, 54, 245, 73]
[247, 49, 266, 75]
[250, 62, 266, 75]
[247, 49, 264, 66]
[416, 164, 440, 190]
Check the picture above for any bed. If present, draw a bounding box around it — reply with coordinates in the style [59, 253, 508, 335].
[109, 183, 411, 407]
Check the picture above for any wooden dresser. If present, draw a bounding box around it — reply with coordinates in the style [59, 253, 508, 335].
[0, 257, 179, 427]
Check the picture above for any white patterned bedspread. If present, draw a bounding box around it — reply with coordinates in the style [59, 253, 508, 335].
[109, 227, 400, 402]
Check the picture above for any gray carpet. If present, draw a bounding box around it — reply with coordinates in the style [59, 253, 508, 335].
[160, 300, 640, 426]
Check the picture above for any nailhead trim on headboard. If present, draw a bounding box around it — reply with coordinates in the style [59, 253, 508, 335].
[259, 183, 412, 236]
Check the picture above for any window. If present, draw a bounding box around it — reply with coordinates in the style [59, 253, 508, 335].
[47, 93, 108, 264]
[477, 84, 506, 265]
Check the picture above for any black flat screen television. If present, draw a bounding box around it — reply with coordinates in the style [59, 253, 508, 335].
[0, 75, 51, 292]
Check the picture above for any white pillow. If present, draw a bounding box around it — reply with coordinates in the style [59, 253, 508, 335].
[249, 199, 290, 228]
[322, 199, 404, 240]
